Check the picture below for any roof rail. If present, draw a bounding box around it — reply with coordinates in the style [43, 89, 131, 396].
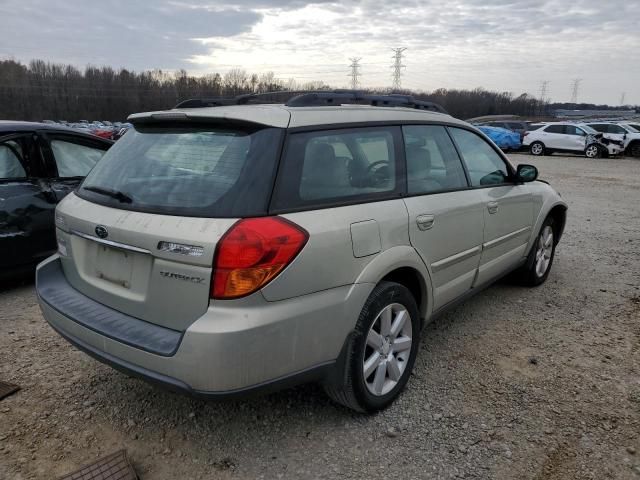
[174, 90, 448, 114]
[284, 91, 448, 114]
[174, 91, 311, 109]
[174, 97, 235, 108]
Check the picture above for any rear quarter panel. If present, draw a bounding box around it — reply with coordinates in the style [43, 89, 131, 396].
[261, 199, 410, 301]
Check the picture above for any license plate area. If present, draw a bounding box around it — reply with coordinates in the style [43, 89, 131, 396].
[95, 245, 133, 288]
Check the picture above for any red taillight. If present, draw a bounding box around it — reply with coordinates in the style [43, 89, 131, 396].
[211, 217, 309, 299]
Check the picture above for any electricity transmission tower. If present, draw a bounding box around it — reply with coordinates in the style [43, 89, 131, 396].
[620, 92, 626, 106]
[348, 57, 362, 90]
[391, 48, 407, 91]
[570, 78, 582, 104]
[538, 80, 549, 115]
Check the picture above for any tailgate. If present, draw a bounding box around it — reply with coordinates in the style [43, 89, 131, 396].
[56, 193, 235, 331]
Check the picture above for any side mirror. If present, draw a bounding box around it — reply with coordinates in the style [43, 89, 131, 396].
[516, 164, 538, 182]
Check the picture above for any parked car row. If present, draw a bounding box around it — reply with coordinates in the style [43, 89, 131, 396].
[523, 121, 639, 158]
[42, 120, 132, 141]
[474, 120, 531, 141]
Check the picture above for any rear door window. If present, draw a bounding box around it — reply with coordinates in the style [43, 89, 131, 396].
[48, 135, 109, 177]
[272, 127, 401, 210]
[403, 125, 468, 194]
[78, 125, 283, 217]
[544, 125, 565, 134]
[0, 142, 26, 179]
[448, 127, 511, 187]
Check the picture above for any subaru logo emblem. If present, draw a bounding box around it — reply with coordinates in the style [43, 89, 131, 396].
[95, 225, 108, 239]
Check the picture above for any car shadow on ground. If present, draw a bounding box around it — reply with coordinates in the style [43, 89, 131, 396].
[0, 273, 35, 293]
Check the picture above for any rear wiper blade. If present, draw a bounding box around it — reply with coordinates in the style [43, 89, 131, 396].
[83, 185, 133, 203]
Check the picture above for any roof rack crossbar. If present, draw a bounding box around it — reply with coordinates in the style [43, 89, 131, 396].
[174, 90, 448, 114]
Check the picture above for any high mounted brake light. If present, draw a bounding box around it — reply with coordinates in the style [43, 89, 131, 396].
[211, 217, 309, 299]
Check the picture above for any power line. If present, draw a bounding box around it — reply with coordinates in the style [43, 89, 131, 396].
[348, 57, 362, 89]
[570, 78, 582, 104]
[390, 47, 407, 91]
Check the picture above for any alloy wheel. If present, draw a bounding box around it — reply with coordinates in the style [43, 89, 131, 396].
[585, 145, 599, 158]
[535, 226, 554, 277]
[531, 143, 543, 155]
[363, 303, 413, 396]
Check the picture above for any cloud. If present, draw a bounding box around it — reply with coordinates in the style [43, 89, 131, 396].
[189, 0, 640, 103]
[0, 0, 261, 70]
[0, 0, 638, 103]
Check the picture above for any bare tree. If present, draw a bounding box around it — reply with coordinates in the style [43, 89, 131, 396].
[0, 58, 631, 122]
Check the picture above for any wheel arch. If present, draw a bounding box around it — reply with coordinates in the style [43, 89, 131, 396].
[548, 204, 568, 243]
[526, 196, 568, 255]
[626, 139, 640, 156]
[354, 245, 433, 320]
[380, 267, 426, 321]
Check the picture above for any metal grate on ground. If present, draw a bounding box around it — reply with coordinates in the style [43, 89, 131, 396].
[58, 450, 138, 480]
[0, 380, 20, 401]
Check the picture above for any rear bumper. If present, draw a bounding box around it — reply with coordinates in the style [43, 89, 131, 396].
[36, 255, 372, 395]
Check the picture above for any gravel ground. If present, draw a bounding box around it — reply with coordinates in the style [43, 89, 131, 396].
[1, 153, 639, 480]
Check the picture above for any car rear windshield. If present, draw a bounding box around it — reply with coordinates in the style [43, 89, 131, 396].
[77, 124, 283, 217]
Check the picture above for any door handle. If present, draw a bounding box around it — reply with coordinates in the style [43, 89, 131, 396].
[416, 214, 435, 231]
[487, 201, 499, 214]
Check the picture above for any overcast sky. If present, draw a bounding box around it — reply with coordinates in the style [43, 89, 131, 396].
[1, 0, 638, 104]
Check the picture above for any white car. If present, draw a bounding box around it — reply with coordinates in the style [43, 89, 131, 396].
[584, 122, 640, 157]
[621, 122, 640, 133]
[523, 122, 624, 158]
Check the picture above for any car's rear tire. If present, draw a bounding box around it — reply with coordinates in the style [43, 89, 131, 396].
[514, 216, 556, 287]
[323, 281, 420, 413]
[530, 141, 545, 156]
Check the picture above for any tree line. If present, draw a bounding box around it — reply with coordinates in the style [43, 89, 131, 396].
[0, 59, 634, 121]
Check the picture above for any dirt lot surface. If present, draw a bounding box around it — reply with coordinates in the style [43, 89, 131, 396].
[1, 154, 639, 480]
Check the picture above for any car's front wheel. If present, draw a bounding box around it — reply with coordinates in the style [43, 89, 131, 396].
[324, 281, 420, 412]
[515, 217, 556, 286]
[530, 141, 545, 156]
[585, 143, 602, 158]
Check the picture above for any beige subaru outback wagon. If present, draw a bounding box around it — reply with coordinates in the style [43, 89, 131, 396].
[36, 92, 567, 412]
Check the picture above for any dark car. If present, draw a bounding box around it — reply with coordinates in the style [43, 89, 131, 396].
[1, 121, 112, 277]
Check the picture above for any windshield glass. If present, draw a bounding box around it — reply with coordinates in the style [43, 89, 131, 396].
[624, 124, 640, 133]
[78, 124, 283, 217]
